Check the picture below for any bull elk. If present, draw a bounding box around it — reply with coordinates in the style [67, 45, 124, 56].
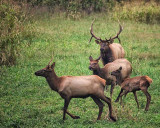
[89, 20, 125, 65]
[111, 67, 152, 111]
[89, 56, 132, 98]
[35, 59, 116, 121]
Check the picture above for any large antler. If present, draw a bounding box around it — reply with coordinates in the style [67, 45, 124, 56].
[89, 20, 123, 44]
[89, 19, 102, 43]
[110, 24, 123, 43]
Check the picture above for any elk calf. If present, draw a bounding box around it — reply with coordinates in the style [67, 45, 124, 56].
[89, 56, 132, 98]
[111, 67, 152, 111]
[35, 59, 116, 121]
[89, 20, 125, 65]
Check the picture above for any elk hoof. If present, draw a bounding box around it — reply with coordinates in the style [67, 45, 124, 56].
[74, 116, 80, 119]
[115, 99, 119, 102]
[110, 116, 117, 122]
[145, 108, 149, 111]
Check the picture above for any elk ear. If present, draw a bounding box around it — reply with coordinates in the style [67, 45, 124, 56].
[51, 62, 55, 69]
[89, 56, 93, 61]
[95, 40, 100, 44]
[119, 66, 122, 70]
[96, 56, 101, 61]
[46, 65, 50, 69]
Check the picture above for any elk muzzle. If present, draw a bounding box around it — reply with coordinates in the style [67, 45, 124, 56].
[89, 66, 93, 70]
[35, 70, 45, 76]
[111, 72, 116, 76]
[100, 48, 105, 52]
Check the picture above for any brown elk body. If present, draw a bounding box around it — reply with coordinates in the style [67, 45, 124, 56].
[35, 59, 116, 121]
[89, 20, 125, 65]
[111, 67, 152, 111]
[89, 56, 132, 98]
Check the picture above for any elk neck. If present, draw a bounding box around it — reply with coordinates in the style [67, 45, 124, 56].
[92, 66, 105, 79]
[115, 73, 123, 85]
[101, 48, 114, 64]
[46, 70, 60, 92]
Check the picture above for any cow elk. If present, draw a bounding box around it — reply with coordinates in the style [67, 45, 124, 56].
[111, 67, 152, 111]
[89, 20, 125, 65]
[89, 56, 132, 98]
[35, 59, 116, 121]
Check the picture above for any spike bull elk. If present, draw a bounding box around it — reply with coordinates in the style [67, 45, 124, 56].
[35, 59, 116, 121]
[89, 20, 125, 65]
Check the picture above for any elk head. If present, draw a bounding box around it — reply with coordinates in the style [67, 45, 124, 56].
[35, 58, 55, 77]
[88, 20, 123, 53]
[111, 66, 122, 77]
[89, 55, 101, 71]
[111, 66, 123, 85]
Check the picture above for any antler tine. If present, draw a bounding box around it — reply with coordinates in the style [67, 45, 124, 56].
[48, 58, 53, 66]
[111, 24, 123, 43]
[88, 36, 93, 44]
[89, 19, 101, 43]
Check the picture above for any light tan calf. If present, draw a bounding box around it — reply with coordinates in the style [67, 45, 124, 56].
[111, 67, 152, 111]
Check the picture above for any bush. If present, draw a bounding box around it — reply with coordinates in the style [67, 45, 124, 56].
[0, 1, 34, 66]
[112, 1, 160, 24]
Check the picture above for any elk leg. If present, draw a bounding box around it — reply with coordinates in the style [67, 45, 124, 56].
[120, 90, 129, 97]
[63, 98, 80, 120]
[115, 89, 123, 102]
[141, 89, 151, 111]
[63, 98, 70, 120]
[99, 95, 116, 122]
[91, 96, 104, 120]
[119, 90, 129, 106]
[110, 83, 115, 98]
[66, 110, 80, 119]
[133, 91, 139, 109]
[120, 96, 123, 106]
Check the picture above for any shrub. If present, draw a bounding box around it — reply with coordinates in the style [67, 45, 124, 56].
[112, 1, 160, 24]
[0, 1, 34, 66]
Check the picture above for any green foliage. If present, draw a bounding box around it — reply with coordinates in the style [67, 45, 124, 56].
[66, 0, 81, 20]
[112, 1, 160, 24]
[65, 0, 107, 20]
[15, 0, 115, 20]
[14, 0, 160, 22]
[0, 15, 160, 127]
[0, 1, 36, 66]
[0, 2, 23, 65]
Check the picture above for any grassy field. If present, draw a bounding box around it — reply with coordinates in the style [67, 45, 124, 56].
[0, 14, 160, 127]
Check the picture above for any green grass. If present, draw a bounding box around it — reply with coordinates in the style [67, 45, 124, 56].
[0, 14, 160, 127]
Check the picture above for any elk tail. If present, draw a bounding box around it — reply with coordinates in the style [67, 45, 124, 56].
[145, 76, 153, 84]
[97, 76, 106, 87]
